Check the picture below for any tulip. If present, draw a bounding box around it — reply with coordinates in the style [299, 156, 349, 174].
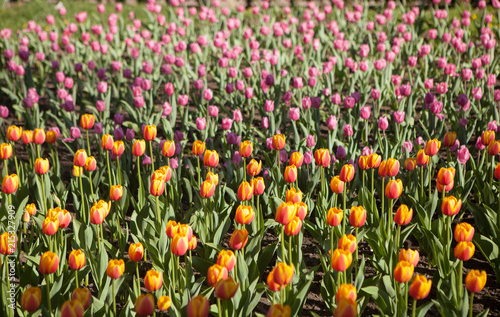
[235, 205, 255, 225]
[247, 159, 262, 176]
[437, 167, 455, 186]
[101, 134, 114, 151]
[229, 229, 249, 250]
[266, 304, 291, 317]
[217, 250, 237, 272]
[144, 270, 163, 291]
[192, 140, 206, 155]
[60, 300, 84, 317]
[405, 158, 416, 171]
[2, 174, 19, 194]
[272, 134, 286, 150]
[46, 130, 58, 144]
[487, 140, 500, 156]
[239, 140, 253, 158]
[285, 216, 302, 236]
[295, 202, 308, 220]
[129, 242, 144, 262]
[0, 232, 16, 255]
[441, 196, 462, 216]
[315, 148, 331, 167]
[110, 185, 123, 201]
[187, 295, 210, 317]
[443, 132, 457, 147]
[200, 180, 216, 198]
[267, 268, 282, 292]
[394, 204, 413, 226]
[90, 201, 108, 225]
[466, 270, 487, 293]
[166, 221, 180, 238]
[22, 130, 33, 144]
[132, 139, 146, 156]
[331, 249, 353, 272]
[21, 286, 41, 312]
[150, 175, 166, 196]
[336, 284, 357, 303]
[454, 223, 474, 242]
[330, 176, 345, 194]
[7, 125, 22, 141]
[385, 158, 401, 177]
[207, 264, 228, 287]
[286, 187, 303, 203]
[68, 249, 86, 271]
[203, 150, 219, 167]
[399, 249, 420, 267]
[327, 208, 343, 227]
[273, 262, 294, 286]
[157, 295, 171, 311]
[338, 234, 357, 254]
[135, 293, 155, 316]
[171, 233, 189, 256]
[33, 128, 45, 144]
[237, 181, 254, 201]
[252, 177, 265, 195]
[0, 143, 12, 160]
[495, 162, 500, 179]
[349, 206, 366, 227]
[334, 298, 357, 317]
[144, 125, 157, 141]
[80, 114, 95, 130]
[358, 155, 369, 170]
[85, 156, 97, 171]
[385, 179, 403, 199]
[284, 165, 298, 183]
[394, 261, 414, 283]
[42, 216, 59, 236]
[72, 288, 92, 310]
[73, 149, 87, 167]
[454, 241, 475, 261]
[416, 149, 429, 166]
[424, 139, 441, 156]
[367, 153, 381, 168]
[214, 276, 239, 300]
[339, 164, 355, 182]
[112, 141, 125, 156]
[275, 202, 297, 225]
[482, 130, 495, 146]
[289, 151, 304, 167]
[206, 172, 219, 185]
[162, 140, 175, 157]
[409, 275, 432, 300]
[107, 259, 125, 279]
[39, 251, 59, 275]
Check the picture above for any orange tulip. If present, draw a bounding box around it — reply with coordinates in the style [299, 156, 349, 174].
[85, 156, 97, 171]
[143, 125, 157, 141]
[6, 125, 22, 142]
[207, 264, 228, 287]
[246, 159, 262, 177]
[385, 158, 400, 177]
[295, 202, 308, 220]
[72, 288, 92, 310]
[441, 196, 462, 216]
[465, 270, 487, 293]
[150, 175, 166, 196]
[331, 249, 353, 272]
[0, 143, 12, 160]
[26, 203, 37, 216]
[394, 260, 414, 283]
[101, 134, 114, 151]
[286, 187, 303, 203]
[166, 221, 180, 238]
[237, 181, 254, 201]
[33, 128, 45, 144]
[162, 140, 175, 157]
[289, 151, 304, 168]
[42, 216, 59, 236]
[358, 155, 369, 170]
[200, 180, 216, 198]
[267, 268, 281, 292]
[34, 158, 49, 175]
[46, 130, 58, 144]
[192, 140, 206, 156]
[235, 205, 255, 225]
[157, 295, 171, 311]
[454, 241, 475, 261]
[275, 202, 297, 225]
[171, 233, 189, 256]
[315, 148, 331, 167]
[266, 304, 291, 317]
[112, 141, 125, 156]
[21, 286, 41, 312]
[327, 208, 343, 227]
[272, 134, 286, 150]
[2, 174, 19, 194]
[129, 243, 144, 262]
[349, 206, 366, 227]
[385, 179, 403, 199]
[399, 249, 420, 267]
[68, 249, 86, 270]
[339, 164, 355, 182]
[404, 158, 416, 171]
[436, 167, 455, 186]
[272, 262, 294, 286]
[215, 276, 239, 300]
[80, 114, 95, 130]
[482, 130, 495, 146]
[239, 140, 253, 158]
[187, 295, 210, 317]
[106, 259, 125, 279]
[158, 166, 172, 182]
[135, 293, 155, 316]
[335, 283, 357, 303]
[39, 251, 59, 275]
[330, 176, 345, 194]
[338, 234, 357, 253]
[21, 130, 33, 144]
[424, 139, 441, 156]
[443, 132, 457, 148]
[203, 150, 219, 167]
[367, 153, 381, 168]
[132, 139, 146, 156]
[60, 300, 84, 317]
[454, 223, 474, 242]
[487, 140, 500, 155]
[495, 163, 500, 180]
[409, 275, 432, 300]
[284, 216, 302, 236]
[110, 185, 123, 201]
[206, 171, 219, 185]
[73, 149, 88, 167]
[217, 250, 236, 272]
[229, 229, 248, 250]
[334, 298, 357, 317]
[283, 165, 297, 183]
[394, 204, 413, 226]
[252, 177, 265, 195]
[144, 270, 163, 291]
[0, 232, 16, 255]
[90, 200, 110, 225]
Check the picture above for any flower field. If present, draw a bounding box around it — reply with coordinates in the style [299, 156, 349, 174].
[1, 0, 500, 316]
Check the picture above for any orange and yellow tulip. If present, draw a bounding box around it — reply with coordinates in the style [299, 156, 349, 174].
[106, 259, 125, 279]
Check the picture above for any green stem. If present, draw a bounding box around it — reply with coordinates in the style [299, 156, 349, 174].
[86, 130, 91, 155]
[45, 275, 51, 313]
[197, 156, 201, 189]
[355, 227, 359, 277]
[405, 282, 409, 312]
[381, 177, 385, 227]
[387, 199, 393, 241]
[412, 298, 417, 317]
[428, 160, 432, 198]
[78, 171, 85, 224]
[281, 225, 286, 263]
[75, 270, 79, 288]
[107, 150, 113, 188]
[136, 262, 141, 296]
[420, 166, 424, 200]
[89, 171, 94, 202]
[149, 140, 155, 173]
[469, 293, 474, 317]
[217, 298, 222, 317]
[112, 279, 117, 317]
[12, 144, 19, 177]
[458, 260, 463, 301]
[137, 159, 143, 207]
[396, 225, 401, 255]
[342, 185, 347, 236]
[40, 174, 47, 216]
[288, 235, 293, 267]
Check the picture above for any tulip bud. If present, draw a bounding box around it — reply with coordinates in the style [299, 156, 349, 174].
[349, 206, 366, 227]
[73, 149, 88, 167]
[203, 150, 219, 167]
[441, 196, 462, 216]
[331, 249, 353, 272]
[454, 241, 475, 261]
[229, 229, 248, 250]
[46, 130, 58, 144]
[339, 164, 355, 182]
[272, 134, 286, 150]
[60, 300, 84, 317]
[273, 262, 294, 286]
[80, 114, 95, 130]
[424, 139, 441, 156]
[0, 143, 12, 160]
[394, 204, 413, 226]
[330, 176, 345, 194]
[200, 180, 216, 198]
[187, 295, 210, 317]
[338, 234, 357, 253]
[144, 270, 163, 292]
[206, 172, 218, 186]
[157, 295, 171, 312]
[109, 185, 123, 201]
[327, 208, 343, 227]
[315, 148, 331, 167]
[385, 179, 403, 199]
[34, 158, 50, 175]
[112, 141, 125, 156]
[85, 156, 97, 171]
[72, 288, 92, 310]
[39, 251, 60, 275]
[284, 165, 298, 183]
[192, 140, 206, 155]
[217, 250, 236, 272]
[33, 128, 46, 144]
[394, 260, 414, 283]
[42, 216, 59, 236]
[284, 216, 302, 236]
[132, 139, 146, 156]
[106, 259, 125, 279]
[367, 153, 381, 168]
[334, 298, 357, 317]
[465, 270, 487, 293]
[289, 151, 304, 168]
[266, 304, 291, 317]
[482, 130, 495, 146]
[237, 181, 254, 201]
[409, 275, 432, 300]
[285, 187, 302, 203]
[2, 174, 19, 194]
[207, 264, 228, 287]
[129, 243, 144, 262]
[335, 283, 357, 303]
[239, 140, 253, 158]
[101, 134, 114, 150]
[6, 125, 22, 142]
[235, 205, 255, 225]
[21, 286, 42, 312]
[171, 233, 189, 256]
[436, 167, 455, 186]
[0, 232, 16, 255]
[143, 125, 157, 141]
[68, 249, 85, 270]
[252, 177, 265, 195]
[22, 130, 33, 144]
[404, 158, 416, 171]
[275, 202, 297, 225]
[443, 132, 457, 147]
[247, 159, 262, 177]
[135, 293, 155, 317]
[454, 223, 474, 242]
[215, 276, 239, 300]
[150, 175, 166, 196]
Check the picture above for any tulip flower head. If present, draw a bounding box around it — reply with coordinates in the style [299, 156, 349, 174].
[217, 250, 236, 272]
[331, 249, 353, 272]
[207, 264, 228, 287]
[454, 223, 474, 242]
[339, 164, 355, 182]
[247, 159, 262, 176]
[327, 208, 343, 227]
[106, 259, 125, 279]
[385, 179, 403, 199]
[2, 174, 19, 194]
[80, 114, 95, 130]
[21, 286, 42, 312]
[454, 241, 475, 261]
[229, 229, 248, 250]
[335, 283, 357, 303]
[349, 206, 366, 227]
[266, 304, 291, 317]
[72, 288, 92, 310]
[394, 260, 414, 283]
[239, 140, 253, 157]
[132, 139, 146, 156]
[215, 276, 239, 300]
[129, 242, 144, 262]
[315, 148, 331, 167]
[203, 150, 219, 167]
[424, 139, 441, 156]
[409, 275, 432, 300]
[394, 204, 413, 226]
[144, 270, 163, 291]
[60, 300, 84, 317]
[187, 295, 210, 317]
[135, 293, 155, 317]
[237, 181, 254, 201]
[68, 249, 86, 270]
[39, 251, 59, 275]
[272, 134, 286, 150]
[465, 270, 487, 293]
[441, 196, 462, 216]
[334, 298, 357, 317]
[235, 205, 255, 225]
[338, 234, 357, 253]
[192, 140, 206, 156]
[157, 295, 171, 312]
